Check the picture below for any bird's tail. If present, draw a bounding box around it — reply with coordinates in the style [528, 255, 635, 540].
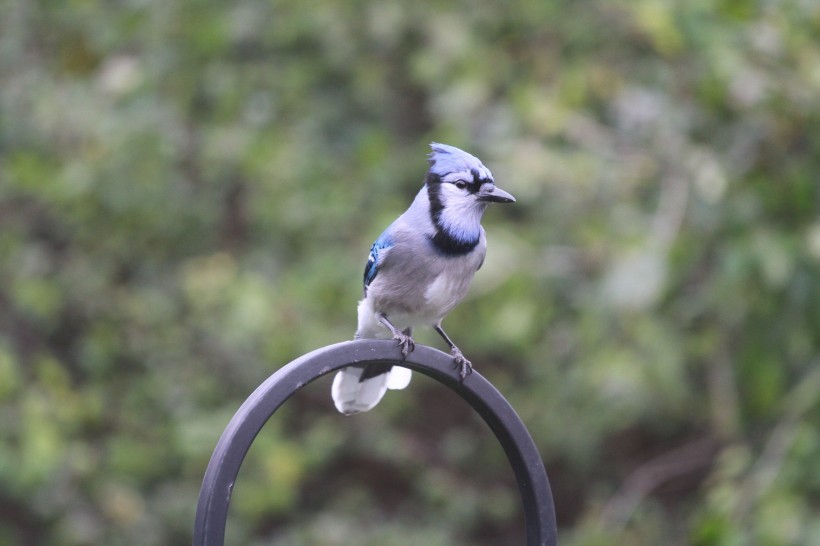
[331, 363, 412, 415]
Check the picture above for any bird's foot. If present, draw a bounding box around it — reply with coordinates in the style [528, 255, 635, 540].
[451, 348, 472, 381]
[393, 332, 415, 358]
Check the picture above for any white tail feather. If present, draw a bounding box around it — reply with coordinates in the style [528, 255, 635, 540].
[386, 366, 412, 390]
[332, 366, 412, 415]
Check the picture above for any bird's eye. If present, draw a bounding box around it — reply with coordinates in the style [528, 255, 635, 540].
[454, 180, 467, 189]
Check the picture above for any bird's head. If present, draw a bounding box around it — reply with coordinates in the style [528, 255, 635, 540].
[426, 142, 516, 208]
[425, 143, 515, 244]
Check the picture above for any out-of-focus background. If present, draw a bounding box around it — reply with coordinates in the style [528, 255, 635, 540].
[2, 1, 819, 545]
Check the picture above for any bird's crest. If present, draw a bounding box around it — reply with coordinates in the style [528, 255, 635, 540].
[428, 142, 493, 183]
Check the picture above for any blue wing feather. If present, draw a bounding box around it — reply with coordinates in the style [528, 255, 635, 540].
[363, 231, 393, 295]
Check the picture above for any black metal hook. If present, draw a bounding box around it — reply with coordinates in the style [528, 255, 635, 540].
[193, 340, 557, 545]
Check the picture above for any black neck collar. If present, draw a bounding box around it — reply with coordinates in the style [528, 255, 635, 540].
[428, 230, 480, 255]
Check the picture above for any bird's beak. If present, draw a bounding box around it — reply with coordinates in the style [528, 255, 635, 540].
[477, 185, 516, 203]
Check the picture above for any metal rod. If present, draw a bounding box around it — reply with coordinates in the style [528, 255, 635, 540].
[193, 340, 557, 545]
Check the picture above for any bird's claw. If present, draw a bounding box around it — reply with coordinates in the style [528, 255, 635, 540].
[394, 332, 415, 358]
[452, 349, 472, 381]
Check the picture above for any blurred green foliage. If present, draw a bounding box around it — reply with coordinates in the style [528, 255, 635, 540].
[2, 0, 820, 544]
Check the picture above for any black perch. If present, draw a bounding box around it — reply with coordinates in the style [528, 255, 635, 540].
[193, 340, 557, 546]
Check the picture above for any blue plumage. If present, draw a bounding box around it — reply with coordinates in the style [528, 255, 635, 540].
[332, 143, 516, 415]
[363, 233, 392, 294]
[428, 142, 493, 183]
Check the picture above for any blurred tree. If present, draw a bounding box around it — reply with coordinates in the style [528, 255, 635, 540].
[1, 0, 819, 544]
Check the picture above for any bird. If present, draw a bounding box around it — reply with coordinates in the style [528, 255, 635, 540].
[331, 142, 516, 415]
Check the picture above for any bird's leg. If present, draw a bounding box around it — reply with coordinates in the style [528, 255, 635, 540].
[434, 323, 472, 380]
[378, 314, 415, 357]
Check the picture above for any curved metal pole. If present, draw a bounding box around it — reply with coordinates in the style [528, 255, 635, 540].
[193, 340, 557, 546]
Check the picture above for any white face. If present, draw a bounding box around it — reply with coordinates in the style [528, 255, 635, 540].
[435, 178, 492, 242]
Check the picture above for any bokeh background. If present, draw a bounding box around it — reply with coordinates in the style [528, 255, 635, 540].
[2, 1, 820, 544]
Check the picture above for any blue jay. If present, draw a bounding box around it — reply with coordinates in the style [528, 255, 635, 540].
[332, 143, 515, 415]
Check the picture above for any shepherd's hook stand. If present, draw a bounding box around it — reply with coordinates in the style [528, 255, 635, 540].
[193, 340, 557, 545]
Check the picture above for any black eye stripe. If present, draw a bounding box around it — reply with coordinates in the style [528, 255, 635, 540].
[453, 179, 493, 194]
[429, 170, 493, 194]
[451, 180, 480, 193]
